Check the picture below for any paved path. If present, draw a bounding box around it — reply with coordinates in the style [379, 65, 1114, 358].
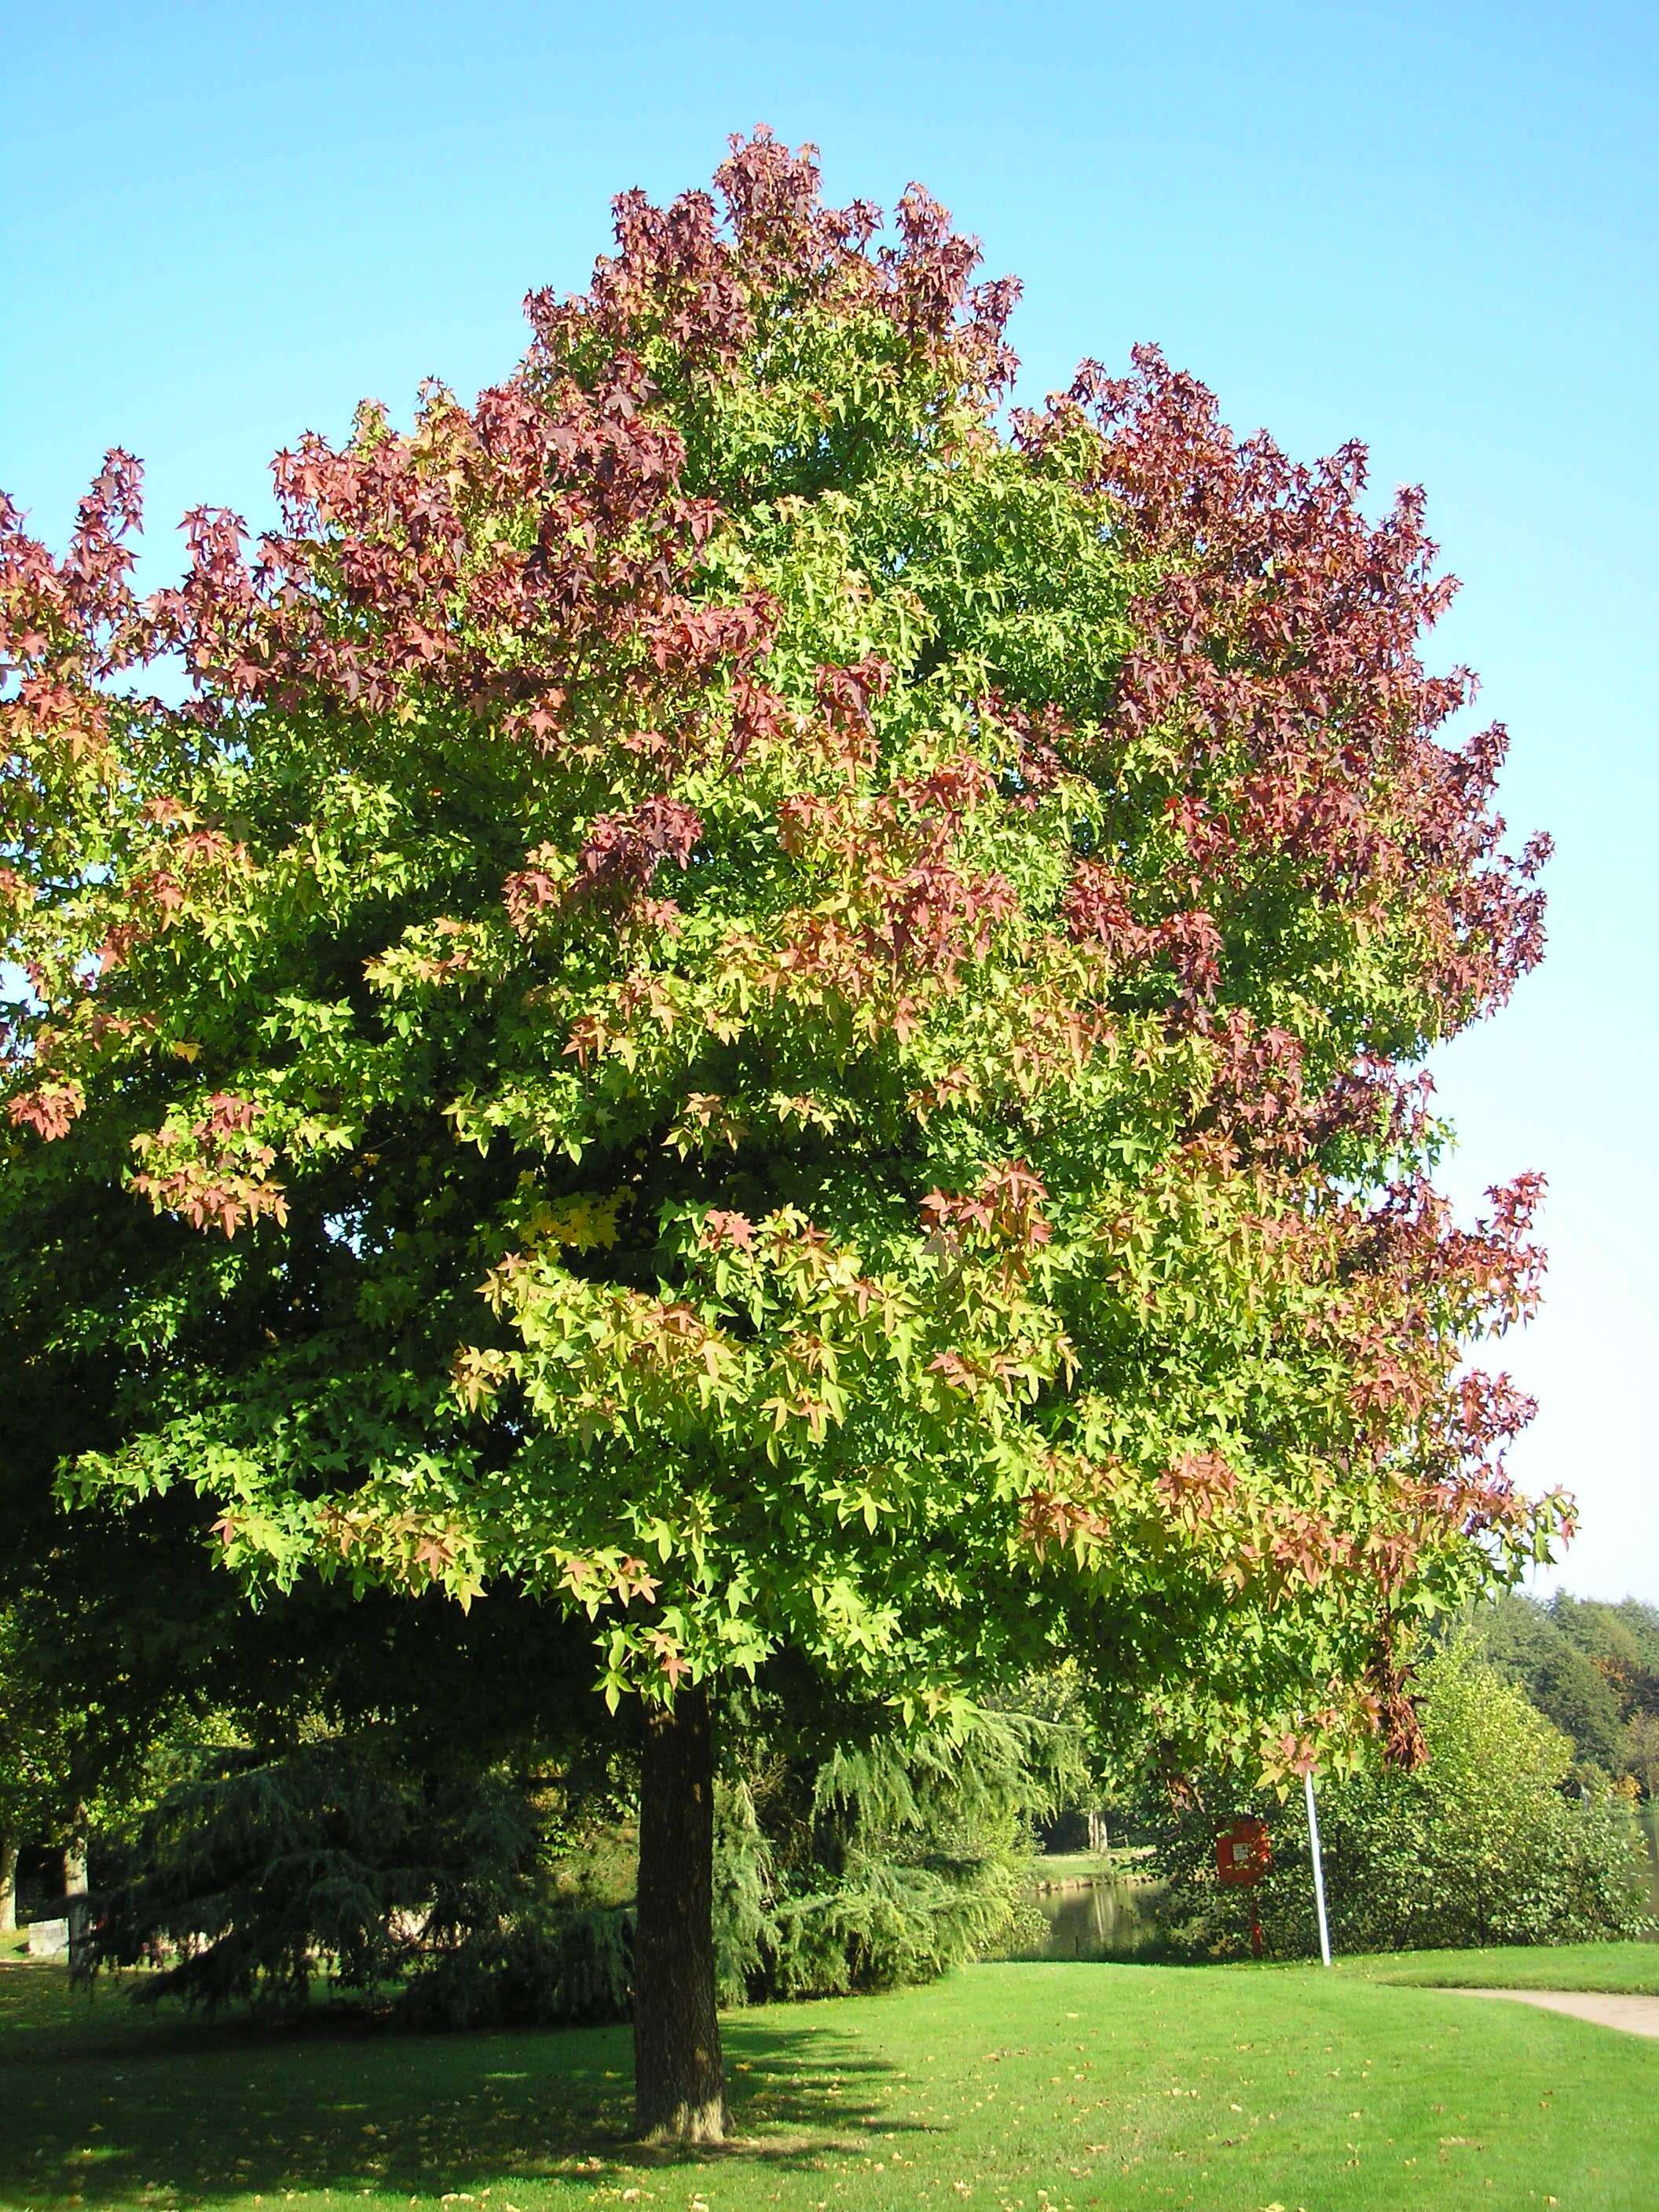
[1445, 1987, 1659, 2039]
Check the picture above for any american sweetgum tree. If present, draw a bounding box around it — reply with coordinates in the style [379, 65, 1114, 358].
[2, 132, 1562, 2138]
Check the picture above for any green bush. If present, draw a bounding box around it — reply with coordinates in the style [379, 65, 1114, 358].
[714, 1712, 1064, 2001]
[396, 1905, 634, 2030]
[1146, 1639, 1653, 1958]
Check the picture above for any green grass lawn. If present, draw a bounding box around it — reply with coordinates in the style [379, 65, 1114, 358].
[1348, 1939, 1659, 1994]
[1030, 1851, 1148, 1888]
[3, 1953, 1654, 2212]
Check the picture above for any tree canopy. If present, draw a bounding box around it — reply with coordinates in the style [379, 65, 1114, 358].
[2, 129, 1558, 2134]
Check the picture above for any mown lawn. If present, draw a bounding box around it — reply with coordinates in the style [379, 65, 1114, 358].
[1029, 1852, 1148, 1888]
[1348, 1939, 1659, 1994]
[3, 1953, 1654, 2211]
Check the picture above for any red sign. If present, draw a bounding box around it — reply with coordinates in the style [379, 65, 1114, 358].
[1215, 1817, 1272, 1887]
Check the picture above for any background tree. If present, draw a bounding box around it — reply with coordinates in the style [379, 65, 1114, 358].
[1007, 1659, 1127, 1853]
[3, 131, 1560, 2140]
[1463, 1589, 1659, 1779]
[0, 1498, 218, 1936]
[92, 1721, 639, 2027]
[1625, 1712, 1659, 1800]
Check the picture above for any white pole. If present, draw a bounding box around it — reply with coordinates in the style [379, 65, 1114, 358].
[1304, 1769, 1332, 1967]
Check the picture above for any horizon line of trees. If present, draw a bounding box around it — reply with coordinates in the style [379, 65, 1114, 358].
[1458, 1588, 1659, 1794]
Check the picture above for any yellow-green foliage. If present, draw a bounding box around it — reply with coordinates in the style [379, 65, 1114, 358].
[5, 133, 1559, 1793]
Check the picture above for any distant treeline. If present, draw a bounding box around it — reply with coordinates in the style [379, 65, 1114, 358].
[1460, 1591, 1659, 1788]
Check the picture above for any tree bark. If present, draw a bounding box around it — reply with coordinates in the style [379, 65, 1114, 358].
[0, 1833, 16, 1934]
[63, 1835, 89, 1898]
[632, 1684, 727, 2144]
[64, 1816, 92, 1977]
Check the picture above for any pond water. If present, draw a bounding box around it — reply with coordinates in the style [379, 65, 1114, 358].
[1008, 1876, 1170, 1963]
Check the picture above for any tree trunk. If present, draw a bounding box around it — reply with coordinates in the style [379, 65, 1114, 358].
[0, 1833, 16, 1935]
[632, 1684, 727, 2144]
[64, 1816, 92, 1977]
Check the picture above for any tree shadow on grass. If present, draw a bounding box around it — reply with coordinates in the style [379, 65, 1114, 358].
[2, 1974, 917, 2207]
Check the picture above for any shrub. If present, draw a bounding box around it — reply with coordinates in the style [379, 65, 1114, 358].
[715, 1708, 1068, 2001]
[1147, 1639, 1653, 1957]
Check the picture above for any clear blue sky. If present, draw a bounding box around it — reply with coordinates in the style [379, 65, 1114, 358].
[7, 1, 1656, 1598]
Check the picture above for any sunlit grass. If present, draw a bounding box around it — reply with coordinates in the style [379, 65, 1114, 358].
[1028, 1849, 1148, 1886]
[4, 1952, 1654, 2210]
[1349, 1939, 1659, 1994]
